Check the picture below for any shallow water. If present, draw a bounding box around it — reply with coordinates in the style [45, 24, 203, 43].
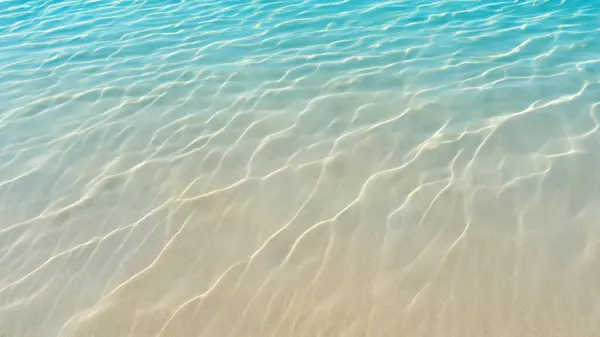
[2, 0, 600, 336]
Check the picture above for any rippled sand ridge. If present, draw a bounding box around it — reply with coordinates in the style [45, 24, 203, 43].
[2, 0, 600, 336]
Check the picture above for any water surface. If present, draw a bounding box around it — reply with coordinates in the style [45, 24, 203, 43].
[1, 0, 600, 336]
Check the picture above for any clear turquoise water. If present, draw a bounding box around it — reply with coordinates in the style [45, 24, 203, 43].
[2, 0, 600, 336]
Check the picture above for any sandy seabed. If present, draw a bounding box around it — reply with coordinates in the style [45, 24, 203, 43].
[2, 0, 600, 336]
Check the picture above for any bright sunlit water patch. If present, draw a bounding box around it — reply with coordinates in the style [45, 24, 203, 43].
[2, 0, 600, 336]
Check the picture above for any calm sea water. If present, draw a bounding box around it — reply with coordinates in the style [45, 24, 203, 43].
[2, 0, 600, 336]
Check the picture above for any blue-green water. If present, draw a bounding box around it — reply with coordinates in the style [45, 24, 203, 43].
[2, 0, 600, 336]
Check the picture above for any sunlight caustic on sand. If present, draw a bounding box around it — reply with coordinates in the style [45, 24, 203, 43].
[1, 0, 600, 336]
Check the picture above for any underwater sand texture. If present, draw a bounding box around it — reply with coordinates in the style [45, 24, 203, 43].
[2, 0, 600, 336]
